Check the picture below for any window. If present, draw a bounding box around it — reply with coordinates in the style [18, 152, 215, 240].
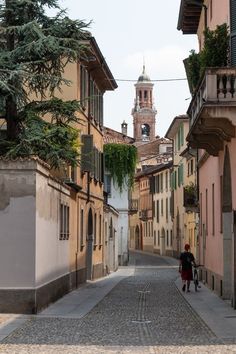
[80, 209, 84, 248]
[81, 135, 93, 173]
[156, 175, 160, 193]
[60, 203, 70, 240]
[166, 198, 168, 222]
[89, 78, 103, 126]
[93, 148, 103, 182]
[94, 213, 97, 245]
[167, 230, 169, 247]
[160, 173, 163, 192]
[104, 174, 111, 195]
[99, 214, 102, 245]
[188, 159, 194, 176]
[178, 164, 183, 187]
[177, 124, 184, 150]
[154, 230, 156, 245]
[210, 0, 213, 20]
[220, 176, 223, 233]
[170, 230, 173, 246]
[212, 183, 215, 235]
[105, 221, 108, 243]
[156, 200, 159, 222]
[206, 189, 208, 235]
[158, 230, 160, 246]
[200, 193, 202, 236]
[165, 171, 168, 191]
[171, 170, 177, 190]
[161, 199, 163, 216]
[80, 65, 88, 110]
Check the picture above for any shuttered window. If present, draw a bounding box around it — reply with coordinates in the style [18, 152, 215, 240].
[80, 65, 88, 110]
[81, 135, 93, 173]
[230, 0, 236, 65]
[156, 200, 159, 223]
[178, 164, 184, 187]
[149, 176, 155, 193]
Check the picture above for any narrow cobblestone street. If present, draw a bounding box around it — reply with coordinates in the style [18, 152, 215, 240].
[0, 251, 236, 353]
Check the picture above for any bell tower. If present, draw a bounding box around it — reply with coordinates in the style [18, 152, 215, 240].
[132, 65, 157, 142]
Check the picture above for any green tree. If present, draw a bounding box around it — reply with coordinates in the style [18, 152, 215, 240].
[0, 0, 89, 168]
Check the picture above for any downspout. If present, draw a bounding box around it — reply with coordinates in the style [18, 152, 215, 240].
[87, 72, 91, 203]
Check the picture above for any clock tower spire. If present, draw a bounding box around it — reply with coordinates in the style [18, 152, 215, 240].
[132, 66, 157, 142]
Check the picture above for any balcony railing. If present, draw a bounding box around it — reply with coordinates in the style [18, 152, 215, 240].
[129, 199, 138, 212]
[188, 67, 236, 127]
[183, 186, 198, 213]
[139, 210, 148, 221]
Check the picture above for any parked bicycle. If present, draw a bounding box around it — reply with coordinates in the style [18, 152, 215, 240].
[193, 265, 203, 292]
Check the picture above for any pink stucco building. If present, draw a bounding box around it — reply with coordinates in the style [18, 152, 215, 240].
[178, 0, 236, 307]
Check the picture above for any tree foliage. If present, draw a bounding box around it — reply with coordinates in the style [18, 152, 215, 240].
[104, 144, 137, 192]
[0, 0, 90, 167]
[185, 23, 229, 94]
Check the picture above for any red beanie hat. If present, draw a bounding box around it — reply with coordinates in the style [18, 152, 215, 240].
[184, 243, 190, 251]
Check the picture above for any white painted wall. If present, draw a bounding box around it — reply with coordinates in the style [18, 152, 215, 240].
[108, 178, 129, 265]
[0, 159, 71, 290]
[103, 206, 119, 272]
[35, 173, 70, 287]
[0, 161, 36, 288]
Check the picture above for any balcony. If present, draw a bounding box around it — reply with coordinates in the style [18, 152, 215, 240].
[138, 209, 152, 221]
[129, 199, 138, 214]
[183, 185, 198, 213]
[187, 68, 236, 156]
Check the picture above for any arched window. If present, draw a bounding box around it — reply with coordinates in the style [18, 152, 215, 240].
[141, 124, 150, 137]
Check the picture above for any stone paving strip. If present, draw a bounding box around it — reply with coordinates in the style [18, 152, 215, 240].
[0, 252, 236, 353]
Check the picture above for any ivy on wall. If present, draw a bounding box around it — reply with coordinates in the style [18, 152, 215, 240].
[104, 143, 137, 192]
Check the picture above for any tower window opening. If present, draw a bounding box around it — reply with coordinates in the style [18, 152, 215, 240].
[139, 91, 142, 100]
[144, 90, 147, 100]
[141, 124, 150, 138]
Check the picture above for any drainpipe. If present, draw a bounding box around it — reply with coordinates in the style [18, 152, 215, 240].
[87, 72, 91, 203]
[76, 198, 79, 287]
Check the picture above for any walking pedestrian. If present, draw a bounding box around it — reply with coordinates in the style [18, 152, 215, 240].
[179, 243, 196, 292]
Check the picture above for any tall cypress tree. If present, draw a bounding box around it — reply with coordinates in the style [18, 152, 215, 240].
[0, 0, 89, 168]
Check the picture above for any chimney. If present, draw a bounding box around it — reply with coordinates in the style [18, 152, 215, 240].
[121, 120, 128, 135]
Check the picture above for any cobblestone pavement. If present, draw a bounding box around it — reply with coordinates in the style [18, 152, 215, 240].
[0, 251, 236, 353]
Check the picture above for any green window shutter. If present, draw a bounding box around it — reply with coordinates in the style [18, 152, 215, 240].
[94, 148, 99, 180]
[81, 135, 93, 172]
[231, 0, 236, 65]
[180, 124, 184, 146]
[178, 164, 184, 186]
[178, 166, 180, 187]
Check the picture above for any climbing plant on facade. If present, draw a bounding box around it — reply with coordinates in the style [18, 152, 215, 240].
[104, 143, 137, 192]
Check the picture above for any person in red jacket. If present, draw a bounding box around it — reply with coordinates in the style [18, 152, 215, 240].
[179, 243, 196, 292]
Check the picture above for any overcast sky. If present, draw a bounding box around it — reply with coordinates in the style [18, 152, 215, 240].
[56, 0, 198, 138]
